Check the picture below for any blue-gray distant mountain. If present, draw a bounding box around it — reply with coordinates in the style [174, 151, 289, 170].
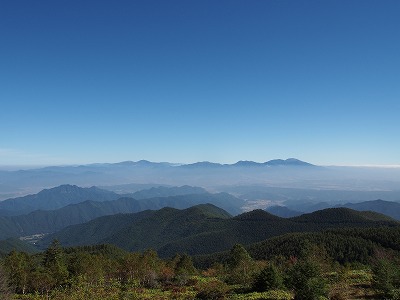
[281, 199, 400, 221]
[226, 186, 400, 207]
[2, 159, 400, 202]
[181, 158, 314, 168]
[340, 200, 400, 221]
[99, 183, 171, 194]
[0, 185, 120, 216]
[180, 161, 224, 168]
[129, 185, 208, 199]
[232, 161, 264, 167]
[265, 206, 303, 218]
[112, 160, 174, 168]
[264, 158, 314, 167]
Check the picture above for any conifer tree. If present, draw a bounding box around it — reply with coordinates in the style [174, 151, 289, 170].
[227, 244, 255, 286]
[0, 263, 12, 300]
[3, 250, 31, 294]
[253, 264, 283, 292]
[286, 260, 327, 300]
[43, 239, 69, 287]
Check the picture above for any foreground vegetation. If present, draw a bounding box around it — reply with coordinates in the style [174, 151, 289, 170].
[1, 226, 400, 300]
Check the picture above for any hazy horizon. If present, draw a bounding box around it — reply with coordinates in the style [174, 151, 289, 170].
[1, 158, 400, 171]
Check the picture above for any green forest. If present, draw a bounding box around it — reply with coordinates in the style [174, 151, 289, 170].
[2, 225, 400, 300]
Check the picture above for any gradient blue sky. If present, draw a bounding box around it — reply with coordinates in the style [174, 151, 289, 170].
[1, 0, 399, 166]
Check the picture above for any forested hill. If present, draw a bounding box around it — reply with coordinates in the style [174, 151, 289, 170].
[194, 226, 400, 269]
[0, 238, 39, 256]
[0, 192, 244, 240]
[40, 204, 399, 257]
[39, 204, 232, 252]
[291, 207, 395, 223]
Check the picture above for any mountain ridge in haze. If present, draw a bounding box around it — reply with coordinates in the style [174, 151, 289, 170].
[0, 158, 322, 200]
[181, 158, 315, 168]
[0, 184, 119, 215]
[2, 158, 400, 202]
[340, 200, 400, 221]
[266, 206, 303, 218]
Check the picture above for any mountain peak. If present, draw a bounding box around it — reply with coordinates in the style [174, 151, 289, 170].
[182, 161, 223, 168]
[181, 158, 314, 168]
[292, 207, 396, 223]
[264, 158, 314, 167]
[0, 184, 119, 215]
[234, 209, 282, 221]
[233, 161, 262, 167]
[182, 203, 232, 219]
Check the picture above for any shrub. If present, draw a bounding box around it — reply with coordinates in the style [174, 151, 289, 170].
[231, 290, 292, 300]
[195, 279, 229, 300]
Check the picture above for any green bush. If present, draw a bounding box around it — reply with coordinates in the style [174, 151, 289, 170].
[195, 279, 229, 300]
[231, 290, 292, 300]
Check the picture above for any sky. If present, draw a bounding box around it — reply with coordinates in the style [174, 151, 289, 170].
[1, 0, 399, 167]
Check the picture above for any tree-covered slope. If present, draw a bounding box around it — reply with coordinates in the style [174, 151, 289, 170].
[40, 205, 398, 257]
[134, 192, 244, 216]
[158, 208, 397, 257]
[194, 226, 400, 269]
[0, 191, 245, 239]
[0, 238, 39, 257]
[291, 207, 395, 224]
[39, 204, 231, 251]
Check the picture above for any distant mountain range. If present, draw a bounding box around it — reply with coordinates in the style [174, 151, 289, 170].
[2, 158, 400, 202]
[39, 204, 398, 257]
[39, 158, 315, 169]
[182, 158, 315, 168]
[0, 184, 120, 216]
[266, 206, 303, 218]
[128, 185, 207, 199]
[339, 200, 400, 220]
[267, 200, 400, 221]
[263, 158, 314, 167]
[229, 185, 400, 207]
[0, 158, 322, 200]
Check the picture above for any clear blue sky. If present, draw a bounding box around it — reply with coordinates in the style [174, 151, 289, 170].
[1, 0, 399, 166]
